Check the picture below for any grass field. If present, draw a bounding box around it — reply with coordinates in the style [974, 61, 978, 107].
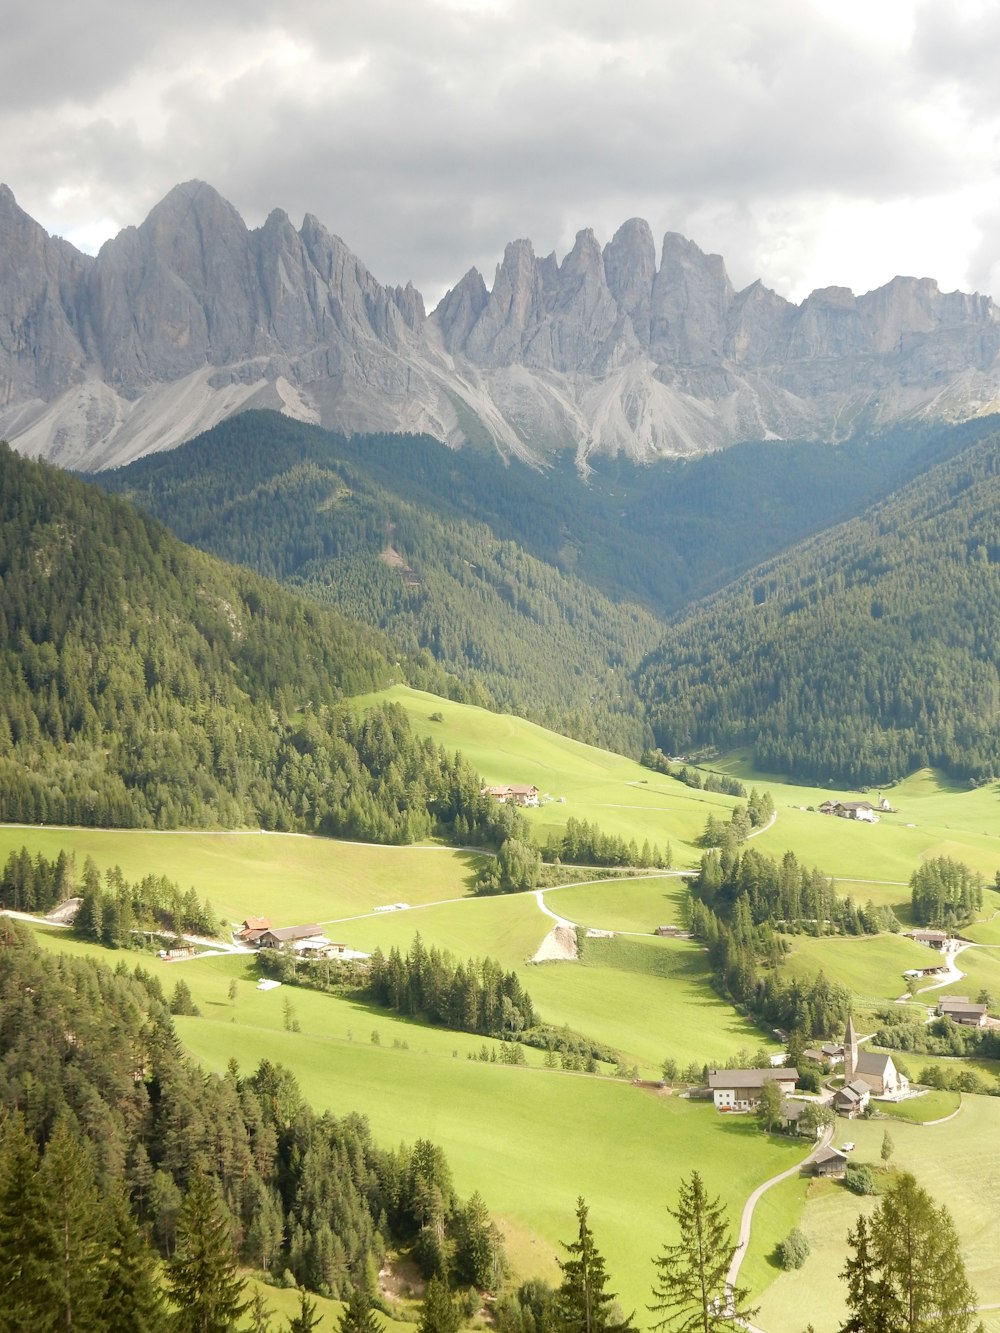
[779, 933, 935, 1007]
[538, 876, 690, 934]
[176, 1014, 808, 1325]
[753, 1096, 1000, 1333]
[0, 825, 483, 929]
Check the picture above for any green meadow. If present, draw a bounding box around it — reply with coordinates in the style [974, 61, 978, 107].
[6, 702, 1000, 1327]
[351, 686, 739, 864]
[753, 1096, 1000, 1333]
[780, 933, 935, 1007]
[352, 689, 1000, 894]
[0, 826, 482, 927]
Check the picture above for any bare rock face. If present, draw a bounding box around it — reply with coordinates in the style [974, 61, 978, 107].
[2, 180, 1000, 470]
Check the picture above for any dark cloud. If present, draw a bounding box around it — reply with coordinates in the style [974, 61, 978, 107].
[3, 0, 998, 306]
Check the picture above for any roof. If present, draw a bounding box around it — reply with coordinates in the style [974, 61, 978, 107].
[708, 1068, 799, 1089]
[814, 1146, 848, 1165]
[241, 916, 270, 930]
[910, 929, 949, 940]
[939, 998, 987, 1015]
[855, 1051, 895, 1076]
[262, 924, 322, 942]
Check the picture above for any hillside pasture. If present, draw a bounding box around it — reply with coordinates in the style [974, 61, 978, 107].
[779, 932, 935, 1008]
[176, 1009, 808, 1326]
[0, 825, 482, 928]
[538, 875, 691, 934]
[752, 1095, 1000, 1333]
[710, 760, 1000, 886]
[351, 686, 737, 864]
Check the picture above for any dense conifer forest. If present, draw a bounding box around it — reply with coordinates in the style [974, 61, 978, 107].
[94, 409, 1000, 763]
[0, 921, 508, 1323]
[0, 443, 527, 847]
[638, 430, 1000, 783]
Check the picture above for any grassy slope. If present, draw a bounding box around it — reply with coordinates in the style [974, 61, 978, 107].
[0, 827, 482, 927]
[23, 919, 804, 1325]
[754, 1097, 1000, 1333]
[350, 687, 737, 865]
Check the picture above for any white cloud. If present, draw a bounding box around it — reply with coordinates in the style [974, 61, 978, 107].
[3, 0, 1000, 308]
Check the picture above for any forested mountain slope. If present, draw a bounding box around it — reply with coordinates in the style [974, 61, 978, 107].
[94, 410, 1000, 756]
[0, 442, 522, 846]
[637, 431, 1000, 784]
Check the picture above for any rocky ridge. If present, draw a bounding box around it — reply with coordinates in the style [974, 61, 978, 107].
[3, 180, 1000, 470]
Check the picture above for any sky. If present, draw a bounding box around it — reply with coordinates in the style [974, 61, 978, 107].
[5, 0, 1000, 310]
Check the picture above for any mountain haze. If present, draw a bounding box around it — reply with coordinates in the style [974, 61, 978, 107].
[4, 181, 1000, 470]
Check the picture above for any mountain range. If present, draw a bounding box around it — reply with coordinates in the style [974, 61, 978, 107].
[4, 180, 1000, 471]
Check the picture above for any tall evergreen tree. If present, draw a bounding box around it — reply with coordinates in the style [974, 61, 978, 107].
[0, 1113, 60, 1333]
[417, 1274, 462, 1333]
[838, 1214, 899, 1333]
[38, 1116, 108, 1332]
[167, 1173, 249, 1333]
[337, 1284, 385, 1333]
[870, 1173, 981, 1333]
[99, 1184, 168, 1333]
[649, 1171, 756, 1332]
[556, 1197, 634, 1333]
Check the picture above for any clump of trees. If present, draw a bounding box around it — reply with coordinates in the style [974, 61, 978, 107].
[910, 856, 983, 928]
[365, 935, 536, 1039]
[0, 922, 508, 1323]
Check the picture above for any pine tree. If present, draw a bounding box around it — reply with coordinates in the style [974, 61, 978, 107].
[418, 1274, 462, 1333]
[337, 1284, 385, 1333]
[649, 1171, 756, 1332]
[838, 1214, 899, 1333]
[99, 1185, 168, 1332]
[871, 1173, 980, 1333]
[38, 1116, 109, 1332]
[167, 1173, 249, 1333]
[556, 1197, 634, 1333]
[287, 1289, 321, 1333]
[0, 1113, 60, 1333]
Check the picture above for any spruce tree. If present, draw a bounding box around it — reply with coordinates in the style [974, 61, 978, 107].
[38, 1116, 108, 1332]
[287, 1289, 322, 1333]
[418, 1274, 462, 1333]
[99, 1184, 168, 1332]
[168, 1173, 249, 1333]
[649, 1171, 756, 1332]
[0, 1113, 60, 1333]
[838, 1214, 899, 1333]
[556, 1197, 634, 1333]
[337, 1284, 385, 1333]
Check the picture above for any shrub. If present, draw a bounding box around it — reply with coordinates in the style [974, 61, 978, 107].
[775, 1229, 810, 1270]
[844, 1163, 877, 1195]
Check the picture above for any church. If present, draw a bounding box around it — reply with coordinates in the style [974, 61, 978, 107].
[842, 1014, 909, 1097]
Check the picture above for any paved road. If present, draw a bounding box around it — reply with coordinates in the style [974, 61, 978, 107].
[726, 1123, 835, 1295]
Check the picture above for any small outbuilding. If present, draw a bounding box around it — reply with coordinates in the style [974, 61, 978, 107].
[937, 996, 988, 1027]
[811, 1146, 848, 1178]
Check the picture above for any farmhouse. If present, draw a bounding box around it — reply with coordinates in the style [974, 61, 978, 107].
[237, 916, 271, 942]
[482, 783, 540, 808]
[906, 929, 951, 949]
[708, 1067, 798, 1111]
[937, 996, 988, 1027]
[843, 1015, 909, 1096]
[834, 1079, 872, 1117]
[818, 800, 878, 823]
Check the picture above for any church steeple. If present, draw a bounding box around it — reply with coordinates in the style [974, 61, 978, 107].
[844, 1013, 859, 1081]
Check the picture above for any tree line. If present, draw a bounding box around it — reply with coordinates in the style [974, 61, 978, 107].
[692, 845, 900, 937]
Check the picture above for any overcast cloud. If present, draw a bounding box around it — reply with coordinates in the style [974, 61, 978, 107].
[4, 0, 1000, 307]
